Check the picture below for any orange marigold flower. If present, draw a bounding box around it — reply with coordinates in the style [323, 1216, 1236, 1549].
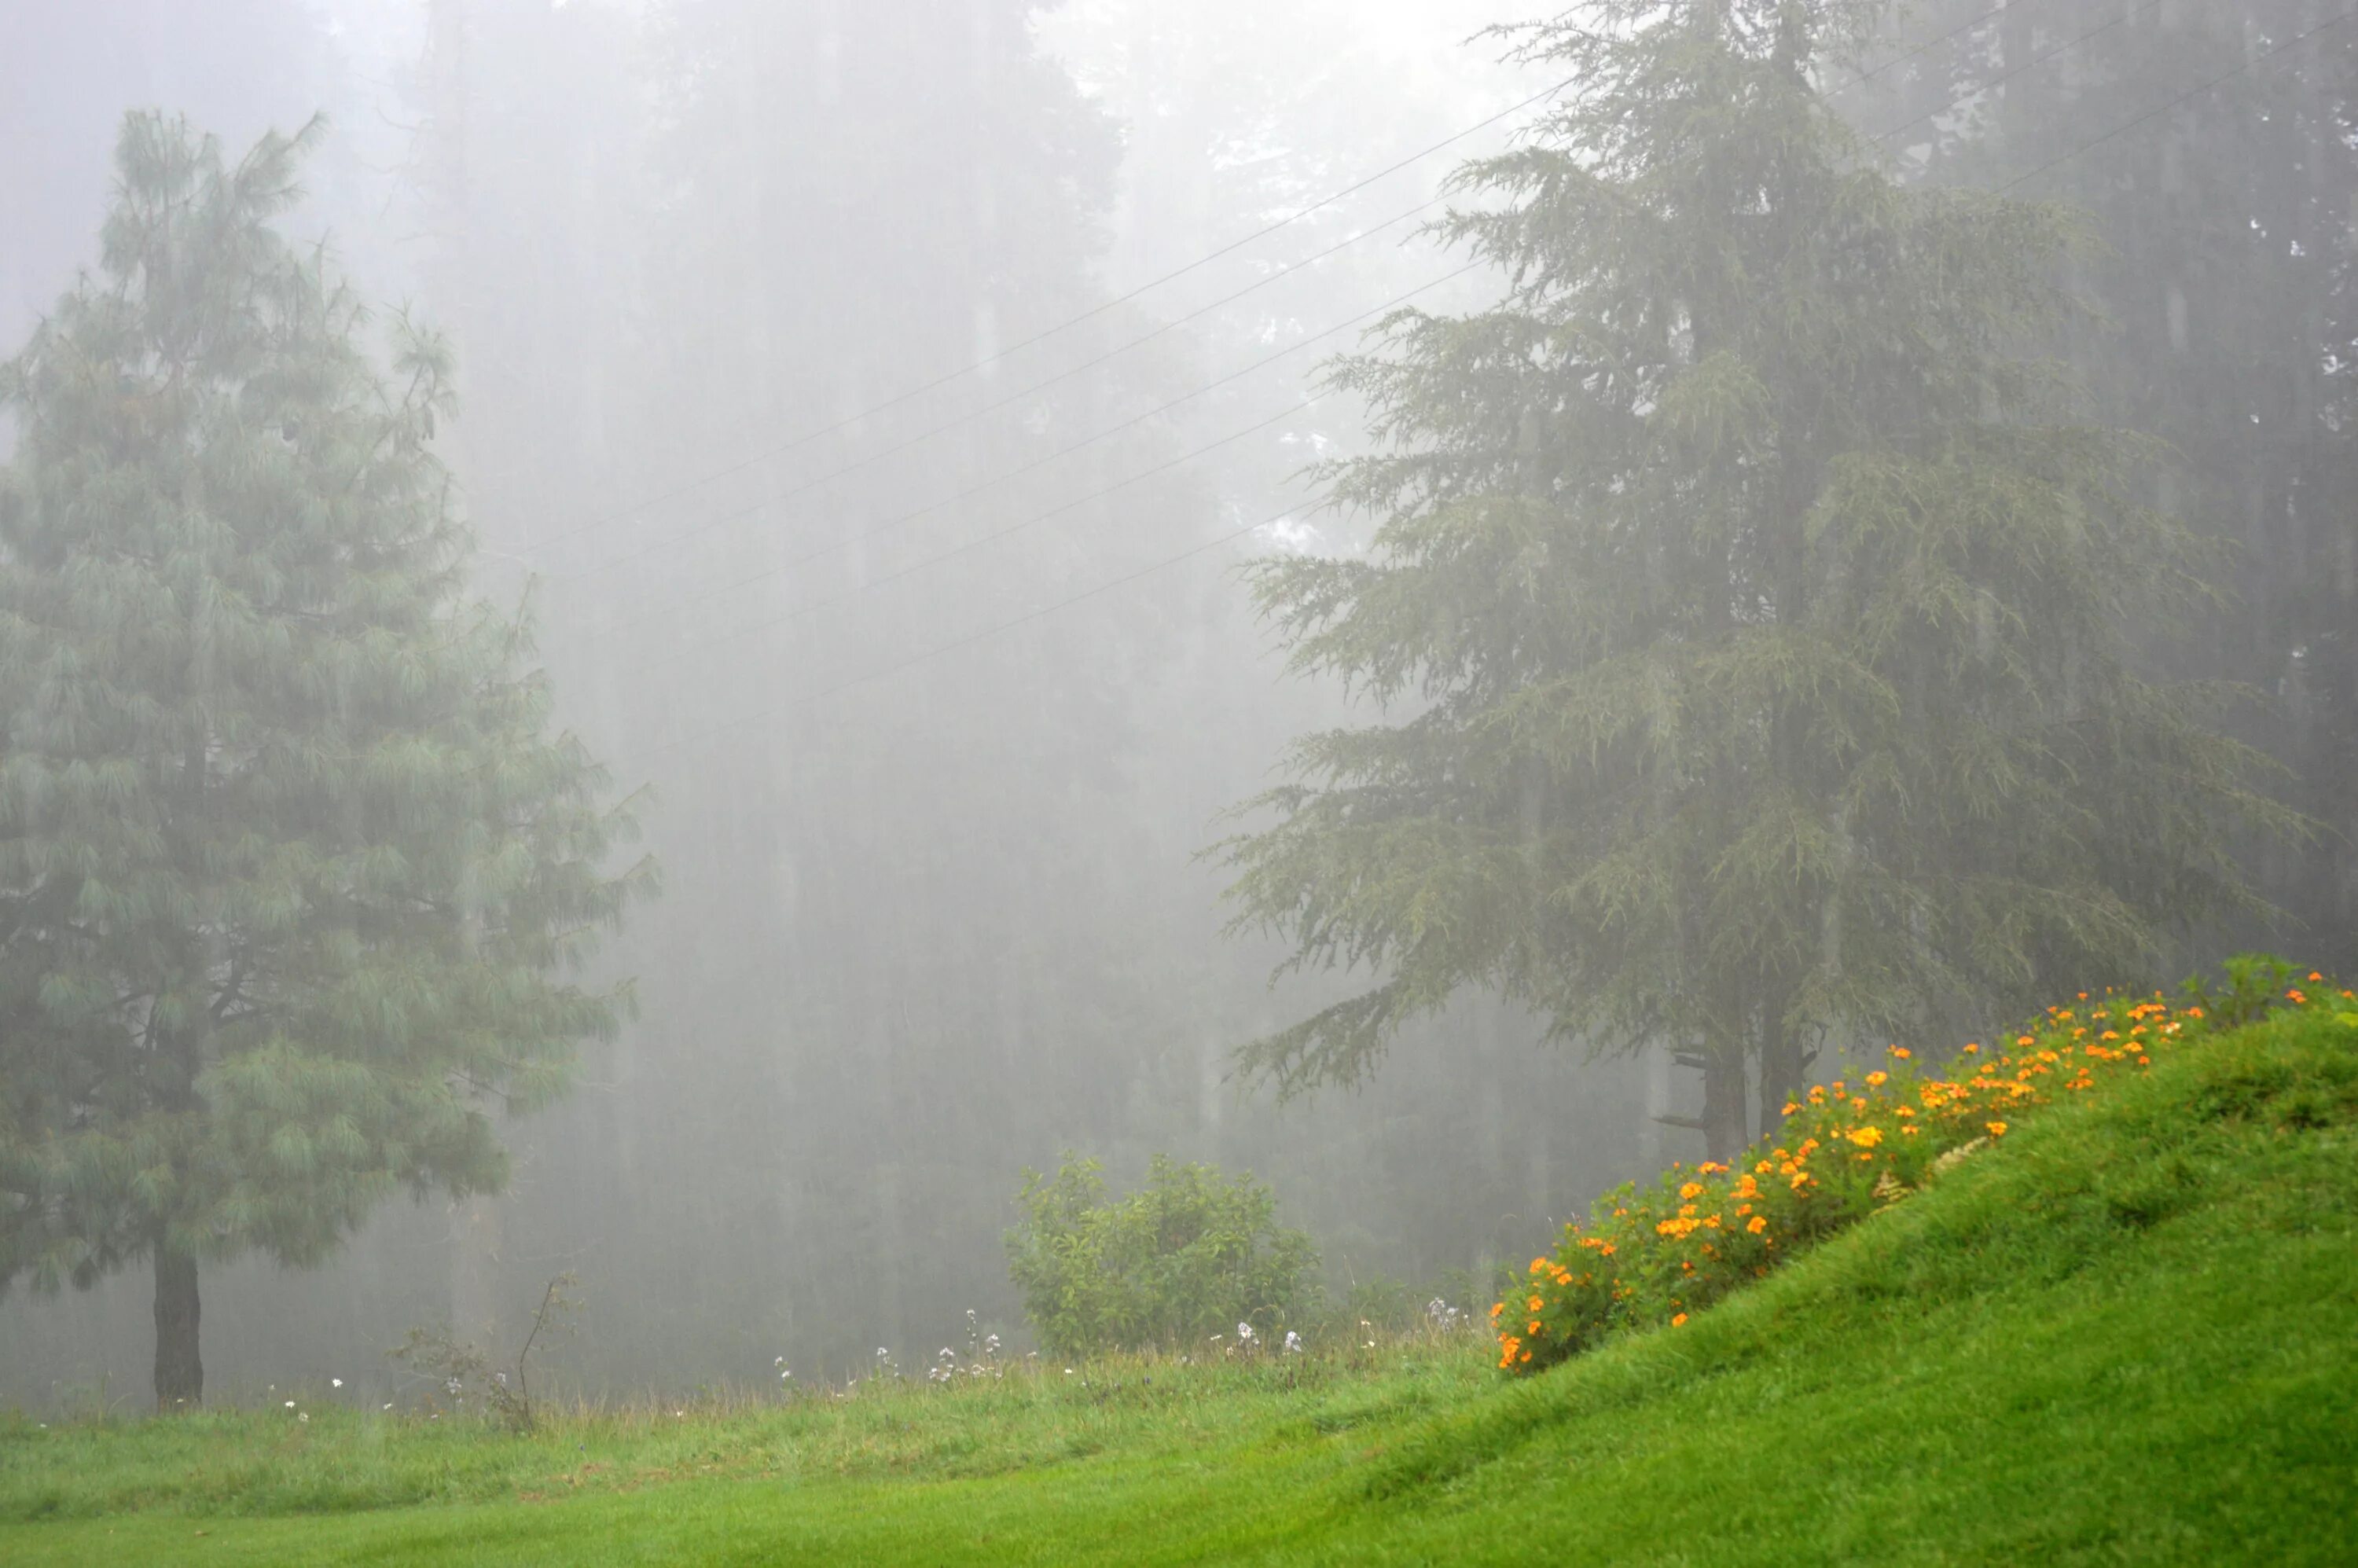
[1865, 1071, 1888, 1087]
[1679, 1181, 1705, 1201]
[1746, 1215, 1768, 1235]
[1846, 1125, 1884, 1148]
[1528, 1295, 1544, 1313]
[1987, 1121, 2009, 1137]
[1890, 1046, 1912, 1059]
[1962, 1043, 1980, 1054]
[1530, 1258, 1548, 1274]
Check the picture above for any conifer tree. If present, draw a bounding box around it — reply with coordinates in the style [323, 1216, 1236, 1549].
[1220, 1, 2281, 1159]
[0, 114, 651, 1406]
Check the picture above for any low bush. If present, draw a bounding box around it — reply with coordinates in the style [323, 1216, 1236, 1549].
[1495, 957, 2352, 1374]
[1006, 1153, 1320, 1359]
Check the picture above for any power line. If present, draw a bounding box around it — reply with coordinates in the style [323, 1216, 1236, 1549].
[516, 75, 1581, 567]
[556, 193, 1451, 593]
[601, 263, 1482, 660]
[1999, 7, 2352, 193]
[530, 3, 2025, 578]
[561, 3, 2043, 620]
[637, 5, 2349, 760]
[1871, 0, 2165, 150]
[586, 2, 2061, 659]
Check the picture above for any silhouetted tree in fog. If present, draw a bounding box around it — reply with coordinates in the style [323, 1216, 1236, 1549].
[0, 115, 652, 1405]
[1221, 0, 2286, 1160]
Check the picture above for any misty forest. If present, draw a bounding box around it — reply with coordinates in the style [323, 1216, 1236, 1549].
[2, 2, 2354, 1562]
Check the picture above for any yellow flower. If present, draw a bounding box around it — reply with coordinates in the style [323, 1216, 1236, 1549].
[1746, 1215, 1768, 1235]
[1679, 1181, 1705, 1201]
[1846, 1125, 1884, 1148]
[1987, 1121, 2008, 1137]
[1528, 1295, 1544, 1313]
[1530, 1258, 1548, 1274]
[1865, 1071, 1887, 1087]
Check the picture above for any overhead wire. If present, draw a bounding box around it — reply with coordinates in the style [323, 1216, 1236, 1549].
[634, 4, 2349, 762]
[603, 263, 1484, 663]
[514, 75, 1581, 567]
[569, 0, 2044, 649]
[556, 193, 1451, 594]
[522, 0, 2029, 582]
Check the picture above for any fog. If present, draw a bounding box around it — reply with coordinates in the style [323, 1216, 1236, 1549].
[2, 0, 2350, 1408]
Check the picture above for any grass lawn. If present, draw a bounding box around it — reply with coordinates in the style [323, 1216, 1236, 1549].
[6, 1004, 2353, 1564]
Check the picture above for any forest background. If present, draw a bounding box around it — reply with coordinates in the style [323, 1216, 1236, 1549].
[0, 0, 2348, 1404]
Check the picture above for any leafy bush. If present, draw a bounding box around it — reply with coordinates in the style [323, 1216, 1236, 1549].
[1495, 961, 2349, 1375]
[1005, 1153, 1320, 1358]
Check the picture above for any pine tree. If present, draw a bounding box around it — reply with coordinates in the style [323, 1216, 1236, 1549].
[0, 114, 652, 1406]
[1219, 1, 2283, 1160]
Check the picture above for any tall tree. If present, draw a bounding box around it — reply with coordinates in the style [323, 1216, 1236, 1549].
[1220, 0, 2281, 1159]
[0, 113, 649, 1406]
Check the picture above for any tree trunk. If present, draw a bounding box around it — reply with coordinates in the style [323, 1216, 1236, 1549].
[1757, 975, 1808, 1135]
[1702, 1052, 1748, 1164]
[153, 1244, 202, 1410]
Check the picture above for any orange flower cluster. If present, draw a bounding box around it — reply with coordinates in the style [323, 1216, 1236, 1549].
[1489, 975, 2341, 1375]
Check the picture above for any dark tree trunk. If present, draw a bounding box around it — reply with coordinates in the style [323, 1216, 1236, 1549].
[1702, 1053, 1748, 1165]
[1757, 977, 1808, 1136]
[153, 1245, 202, 1410]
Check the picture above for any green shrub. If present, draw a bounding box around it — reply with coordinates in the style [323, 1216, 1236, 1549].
[1005, 1153, 1320, 1358]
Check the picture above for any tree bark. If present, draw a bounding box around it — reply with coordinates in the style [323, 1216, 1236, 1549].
[1757, 975, 1808, 1136]
[153, 1244, 202, 1410]
[1702, 1052, 1749, 1164]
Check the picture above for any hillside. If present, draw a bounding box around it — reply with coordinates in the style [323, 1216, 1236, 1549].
[3, 1000, 2352, 1565]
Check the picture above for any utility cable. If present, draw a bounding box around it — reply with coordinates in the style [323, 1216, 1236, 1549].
[600, 263, 1482, 659]
[1998, 7, 2352, 193]
[637, 5, 2352, 758]
[527, 4, 2028, 575]
[515, 75, 1579, 566]
[556, 193, 1450, 592]
[1871, 0, 2169, 149]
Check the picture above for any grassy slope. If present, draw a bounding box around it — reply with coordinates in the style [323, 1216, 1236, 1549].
[5, 1006, 2353, 1565]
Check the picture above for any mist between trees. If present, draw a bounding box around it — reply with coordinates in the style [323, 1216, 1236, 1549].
[0, 0, 2349, 1408]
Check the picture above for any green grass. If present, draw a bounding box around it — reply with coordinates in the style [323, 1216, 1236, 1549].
[6, 1004, 2355, 1564]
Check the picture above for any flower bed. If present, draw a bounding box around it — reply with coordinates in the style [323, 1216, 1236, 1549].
[1493, 967, 2349, 1374]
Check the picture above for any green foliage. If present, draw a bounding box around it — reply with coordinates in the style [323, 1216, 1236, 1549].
[1005, 1153, 1320, 1357]
[1219, 0, 2288, 1153]
[0, 116, 651, 1324]
[2180, 953, 2301, 1030]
